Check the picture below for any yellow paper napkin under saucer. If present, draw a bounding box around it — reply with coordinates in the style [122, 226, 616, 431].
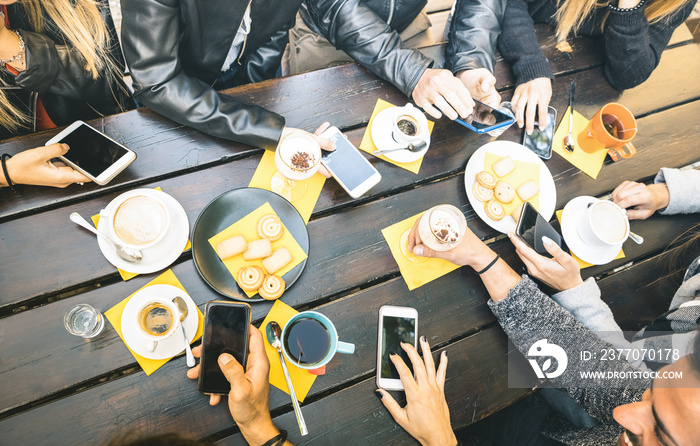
[382, 212, 461, 290]
[553, 107, 607, 179]
[207, 202, 308, 298]
[249, 150, 325, 223]
[483, 152, 541, 216]
[359, 99, 434, 174]
[260, 300, 316, 402]
[555, 210, 625, 269]
[104, 269, 204, 376]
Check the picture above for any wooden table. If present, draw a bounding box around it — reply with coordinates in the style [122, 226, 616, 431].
[1, 25, 699, 445]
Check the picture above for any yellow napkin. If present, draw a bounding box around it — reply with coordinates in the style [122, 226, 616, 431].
[555, 210, 624, 269]
[104, 269, 204, 376]
[207, 202, 308, 298]
[359, 99, 434, 174]
[483, 152, 541, 216]
[249, 150, 325, 223]
[553, 107, 607, 179]
[91, 187, 191, 281]
[382, 212, 461, 290]
[260, 300, 316, 402]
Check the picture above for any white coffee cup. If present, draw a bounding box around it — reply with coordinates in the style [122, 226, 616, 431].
[100, 190, 171, 250]
[391, 103, 427, 145]
[135, 297, 180, 353]
[577, 200, 630, 246]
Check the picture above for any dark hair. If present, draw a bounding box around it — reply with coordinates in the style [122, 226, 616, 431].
[103, 433, 208, 446]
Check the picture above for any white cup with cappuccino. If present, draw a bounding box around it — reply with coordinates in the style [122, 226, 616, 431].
[577, 200, 630, 246]
[135, 297, 180, 352]
[100, 191, 171, 250]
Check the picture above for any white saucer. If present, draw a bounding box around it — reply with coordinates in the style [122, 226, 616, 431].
[121, 284, 199, 360]
[561, 196, 623, 265]
[97, 189, 189, 274]
[370, 107, 430, 163]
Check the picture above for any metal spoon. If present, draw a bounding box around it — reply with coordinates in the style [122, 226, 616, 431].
[173, 296, 195, 367]
[266, 321, 308, 436]
[69, 212, 143, 263]
[373, 140, 427, 156]
[563, 81, 576, 153]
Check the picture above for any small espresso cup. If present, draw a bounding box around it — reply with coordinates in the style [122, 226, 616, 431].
[579, 103, 637, 159]
[281, 311, 355, 375]
[135, 297, 180, 352]
[577, 200, 630, 246]
[391, 103, 427, 145]
[100, 190, 171, 250]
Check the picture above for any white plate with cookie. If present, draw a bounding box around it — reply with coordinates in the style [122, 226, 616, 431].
[464, 141, 556, 234]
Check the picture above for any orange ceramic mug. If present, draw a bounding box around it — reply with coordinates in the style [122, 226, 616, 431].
[579, 103, 637, 159]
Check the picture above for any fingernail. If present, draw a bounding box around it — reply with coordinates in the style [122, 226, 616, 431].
[527, 129, 533, 135]
[219, 353, 232, 365]
[542, 236, 554, 247]
[421, 336, 427, 343]
[442, 351, 448, 358]
[508, 231, 515, 238]
[389, 350, 397, 356]
[375, 390, 383, 400]
[400, 341, 408, 346]
[413, 246, 423, 256]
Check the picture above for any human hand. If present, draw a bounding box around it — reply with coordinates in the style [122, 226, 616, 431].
[186, 326, 280, 445]
[456, 68, 500, 109]
[509, 232, 583, 292]
[611, 181, 670, 220]
[412, 68, 475, 120]
[376, 338, 456, 446]
[280, 122, 335, 178]
[1, 144, 91, 188]
[512, 78, 552, 135]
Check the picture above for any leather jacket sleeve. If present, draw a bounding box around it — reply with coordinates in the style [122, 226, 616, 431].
[240, 18, 295, 85]
[120, 0, 285, 151]
[303, 0, 433, 98]
[445, 0, 505, 74]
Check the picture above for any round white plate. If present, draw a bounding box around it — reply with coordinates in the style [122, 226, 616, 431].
[121, 284, 199, 360]
[464, 141, 556, 234]
[561, 196, 623, 265]
[370, 107, 430, 163]
[97, 189, 189, 274]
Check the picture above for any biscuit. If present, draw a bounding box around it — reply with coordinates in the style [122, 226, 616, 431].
[492, 156, 516, 178]
[494, 181, 515, 204]
[511, 202, 524, 224]
[262, 247, 293, 275]
[243, 239, 273, 261]
[215, 235, 247, 260]
[484, 199, 506, 221]
[259, 275, 286, 300]
[237, 266, 265, 292]
[473, 181, 494, 202]
[257, 214, 284, 242]
[517, 180, 540, 201]
[476, 171, 496, 189]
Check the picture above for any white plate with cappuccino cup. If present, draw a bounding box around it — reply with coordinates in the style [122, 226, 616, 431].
[371, 103, 430, 163]
[561, 196, 630, 265]
[97, 188, 189, 274]
[121, 284, 199, 360]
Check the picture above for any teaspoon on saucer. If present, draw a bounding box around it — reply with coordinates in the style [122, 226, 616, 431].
[563, 82, 576, 153]
[373, 140, 427, 156]
[69, 212, 143, 263]
[173, 296, 195, 367]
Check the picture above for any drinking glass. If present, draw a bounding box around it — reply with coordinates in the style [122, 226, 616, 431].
[417, 205, 467, 252]
[270, 132, 322, 202]
[64, 303, 105, 338]
[486, 102, 517, 138]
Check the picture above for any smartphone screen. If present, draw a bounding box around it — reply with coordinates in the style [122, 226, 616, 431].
[380, 315, 416, 379]
[522, 107, 557, 159]
[198, 302, 250, 395]
[516, 202, 565, 258]
[54, 123, 131, 178]
[456, 100, 515, 133]
[321, 128, 379, 193]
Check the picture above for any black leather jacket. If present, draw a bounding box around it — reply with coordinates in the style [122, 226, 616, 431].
[445, 0, 505, 74]
[0, 0, 133, 141]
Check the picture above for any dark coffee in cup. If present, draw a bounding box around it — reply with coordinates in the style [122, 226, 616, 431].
[396, 116, 418, 136]
[602, 114, 625, 139]
[138, 302, 174, 336]
[283, 317, 331, 365]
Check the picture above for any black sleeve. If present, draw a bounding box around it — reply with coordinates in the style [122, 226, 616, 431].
[445, 0, 505, 74]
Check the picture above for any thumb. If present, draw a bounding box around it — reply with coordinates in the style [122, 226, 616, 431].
[37, 143, 70, 160]
[480, 75, 496, 93]
[412, 243, 438, 259]
[218, 352, 246, 386]
[314, 134, 336, 152]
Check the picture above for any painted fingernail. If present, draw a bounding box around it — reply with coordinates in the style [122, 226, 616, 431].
[542, 236, 554, 247]
[443, 350, 448, 358]
[413, 246, 424, 256]
[375, 390, 384, 400]
[389, 350, 397, 356]
[421, 336, 427, 343]
[527, 129, 533, 135]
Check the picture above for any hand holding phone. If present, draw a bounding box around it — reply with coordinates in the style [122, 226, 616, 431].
[453, 100, 515, 134]
[515, 202, 565, 258]
[320, 126, 381, 198]
[2, 144, 91, 188]
[377, 305, 418, 391]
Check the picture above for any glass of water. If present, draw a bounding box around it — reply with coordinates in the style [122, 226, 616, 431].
[64, 303, 105, 338]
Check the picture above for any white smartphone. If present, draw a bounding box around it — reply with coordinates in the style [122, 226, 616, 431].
[46, 120, 136, 185]
[376, 305, 418, 391]
[319, 126, 381, 199]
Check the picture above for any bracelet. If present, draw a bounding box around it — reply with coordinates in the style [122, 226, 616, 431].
[475, 254, 500, 275]
[1, 153, 16, 192]
[0, 29, 26, 66]
[260, 430, 287, 446]
[608, 0, 645, 13]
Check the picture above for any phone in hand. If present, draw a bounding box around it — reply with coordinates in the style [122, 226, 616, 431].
[454, 100, 516, 134]
[522, 106, 557, 159]
[515, 202, 566, 258]
[198, 301, 251, 395]
[376, 305, 418, 391]
[45, 120, 136, 185]
[320, 126, 381, 198]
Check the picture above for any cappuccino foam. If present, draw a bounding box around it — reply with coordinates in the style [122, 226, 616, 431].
[590, 202, 627, 244]
[113, 196, 167, 246]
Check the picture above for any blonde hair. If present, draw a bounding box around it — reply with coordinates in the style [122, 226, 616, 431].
[554, 0, 692, 42]
[1, 0, 118, 133]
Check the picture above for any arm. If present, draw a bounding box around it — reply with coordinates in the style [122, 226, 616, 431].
[120, 0, 285, 150]
[0, 144, 90, 188]
[445, 0, 505, 75]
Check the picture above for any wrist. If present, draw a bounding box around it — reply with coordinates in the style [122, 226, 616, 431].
[239, 420, 280, 446]
[649, 183, 670, 212]
[423, 431, 458, 446]
[468, 245, 497, 271]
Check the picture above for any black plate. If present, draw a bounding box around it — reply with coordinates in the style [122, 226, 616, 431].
[191, 188, 309, 302]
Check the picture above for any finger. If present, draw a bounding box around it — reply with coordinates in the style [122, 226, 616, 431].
[514, 94, 528, 128]
[541, 236, 575, 268]
[389, 351, 418, 392]
[538, 98, 549, 129]
[447, 77, 475, 117]
[432, 95, 458, 121]
[419, 336, 437, 382]
[209, 394, 221, 406]
[525, 97, 538, 135]
[436, 350, 448, 392]
[442, 88, 471, 119]
[192, 345, 203, 358]
[518, 254, 540, 278]
[479, 73, 496, 95]
[376, 389, 408, 426]
[407, 218, 421, 253]
[218, 352, 246, 387]
[36, 143, 70, 160]
[626, 209, 651, 220]
[186, 364, 201, 380]
[245, 326, 270, 379]
[314, 135, 335, 152]
[611, 181, 635, 202]
[400, 341, 428, 385]
[313, 122, 331, 136]
[55, 166, 92, 185]
[412, 242, 437, 259]
[420, 101, 443, 120]
[318, 164, 332, 179]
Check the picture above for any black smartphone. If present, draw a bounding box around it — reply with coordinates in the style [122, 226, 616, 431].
[198, 301, 251, 395]
[515, 202, 566, 258]
[522, 106, 557, 159]
[454, 100, 515, 134]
